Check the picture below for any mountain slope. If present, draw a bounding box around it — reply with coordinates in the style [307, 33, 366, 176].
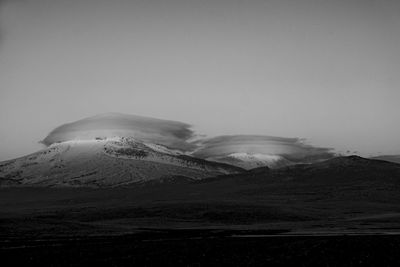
[0, 137, 243, 187]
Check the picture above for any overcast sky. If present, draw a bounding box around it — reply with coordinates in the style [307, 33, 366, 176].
[0, 0, 400, 161]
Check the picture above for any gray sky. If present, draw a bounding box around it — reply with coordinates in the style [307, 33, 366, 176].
[1, 0, 400, 161]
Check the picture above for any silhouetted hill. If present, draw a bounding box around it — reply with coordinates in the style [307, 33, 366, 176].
[371, 155, 400, 165]
[203, 155, 400, 186]
[269, 155, 400, 184]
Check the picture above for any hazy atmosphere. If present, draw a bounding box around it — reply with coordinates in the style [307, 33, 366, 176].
[1, 0, 400, 161]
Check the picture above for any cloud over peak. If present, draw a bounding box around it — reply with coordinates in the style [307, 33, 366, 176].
[42, 113, 335, 163]
[192, 135, 335, 163]
[42, 113, 196, 151]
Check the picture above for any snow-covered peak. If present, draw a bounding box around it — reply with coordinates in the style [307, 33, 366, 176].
[206, 153, 293, 170]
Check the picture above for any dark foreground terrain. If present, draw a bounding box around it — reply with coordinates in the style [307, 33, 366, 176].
[2, 157, 400, 266]
[2, 183, 400, 266]
[2, 231, 400, 266]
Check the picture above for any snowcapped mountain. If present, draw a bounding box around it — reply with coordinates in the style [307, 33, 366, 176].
[0, 113, 336, 187]
[205, 153, 294, 170]
[0, 137, 242, 187]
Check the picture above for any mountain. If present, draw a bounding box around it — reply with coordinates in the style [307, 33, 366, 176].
[27, 113, 337, 171]
[0, 137, 243, 187]
[370, 155, 400, 165]
[204, 153, 294, 170]
[4, 113, 387, 187]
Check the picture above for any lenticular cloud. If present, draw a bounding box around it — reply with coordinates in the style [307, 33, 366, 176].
[42, 113, 335, 162]
[41, 113, 196, 151]
[192, 135, 335, 162]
